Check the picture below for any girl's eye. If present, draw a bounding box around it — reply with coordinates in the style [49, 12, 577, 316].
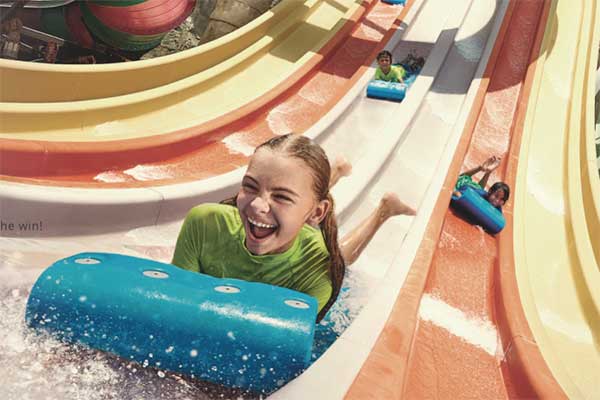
[242, 182, 257, 192]
[274, 194, 293, 203]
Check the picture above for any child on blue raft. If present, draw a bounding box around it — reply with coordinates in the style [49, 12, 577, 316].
[451, 155, 510, 233]
[172, 133, 416, 323]
[367, 50, 425, 101]
[374, 50, 406, 83]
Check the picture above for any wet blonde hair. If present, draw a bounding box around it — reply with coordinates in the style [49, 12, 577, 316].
[221, 134, 345, 322]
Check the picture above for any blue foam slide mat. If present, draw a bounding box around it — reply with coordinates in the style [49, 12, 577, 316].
[366, 80, 407, 101]
[451, 186, 506, 234]
[25, 252, 318, 394]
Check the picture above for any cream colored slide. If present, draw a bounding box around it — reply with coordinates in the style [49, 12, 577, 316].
[514, 0, 600, 398]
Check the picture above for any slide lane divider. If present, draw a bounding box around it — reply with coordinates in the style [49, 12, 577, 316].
[345, 0, 563, 398]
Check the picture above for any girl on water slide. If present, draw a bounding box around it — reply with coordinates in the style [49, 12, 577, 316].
[453, 155, 510, 210]
[172, 133, 415, 322]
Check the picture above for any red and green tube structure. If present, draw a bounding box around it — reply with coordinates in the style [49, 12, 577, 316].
[41, 0, 196, 52]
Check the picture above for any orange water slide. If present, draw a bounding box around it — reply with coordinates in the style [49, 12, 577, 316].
[0, 0, 413, 187]
[345, 1, 566, 398]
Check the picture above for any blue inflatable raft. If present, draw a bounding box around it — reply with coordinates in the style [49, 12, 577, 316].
[382, 0, 406, 5]
[366, 80, 407, 101]
[451, 186, 506, 234]
[25, 252, 318, 394]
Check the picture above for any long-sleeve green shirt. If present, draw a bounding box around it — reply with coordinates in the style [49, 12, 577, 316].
[172, 204, 333, 312]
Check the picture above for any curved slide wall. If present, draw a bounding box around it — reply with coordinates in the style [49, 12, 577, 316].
[0, 0, 318, 102]
[514, 0, 600, 398]
[0, 0, 363, 140]
[0, 0, 409, 183]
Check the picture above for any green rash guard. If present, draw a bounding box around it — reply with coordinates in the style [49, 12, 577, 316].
[374, 65, 406, 82]
[171, 203, 333, 313]
[455, 174, 483, 191]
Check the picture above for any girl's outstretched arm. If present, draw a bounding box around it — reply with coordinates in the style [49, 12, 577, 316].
[477, 156, 501, 189]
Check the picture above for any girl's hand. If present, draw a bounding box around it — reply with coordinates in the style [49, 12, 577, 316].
[481, 156, 501, 173]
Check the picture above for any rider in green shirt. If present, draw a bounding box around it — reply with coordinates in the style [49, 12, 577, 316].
[171, 134, 416, 322]
[172, 203, 333, 312]
[374, 50, 406, 83]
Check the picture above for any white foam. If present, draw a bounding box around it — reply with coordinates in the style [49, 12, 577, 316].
[93, 171, 127, 183]
[124, 165, 173, 181]
[439, 230, 462, 250]
[266, 101, 296, 135]
[298, 80, 330, 107]
[419, 294, 498, 356]
[319, 268, 378, 337]
[221, 131, 256, 156]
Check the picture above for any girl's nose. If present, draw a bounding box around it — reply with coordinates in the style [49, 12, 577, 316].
[250, 195, 270, 213]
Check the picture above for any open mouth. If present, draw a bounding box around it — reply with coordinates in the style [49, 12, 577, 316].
[247, 216, 278, 240]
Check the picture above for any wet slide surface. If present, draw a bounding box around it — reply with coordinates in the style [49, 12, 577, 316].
[346, 0, 563, 398]
[400, 1, 553, 397]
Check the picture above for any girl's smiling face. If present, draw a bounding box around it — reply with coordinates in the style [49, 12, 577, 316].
[237, 149, 330, 255]
[488, 188, 506, 208]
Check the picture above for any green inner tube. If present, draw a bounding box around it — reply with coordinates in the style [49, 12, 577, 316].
[80, 2, 165, 51]
[86, 0, 149, 7]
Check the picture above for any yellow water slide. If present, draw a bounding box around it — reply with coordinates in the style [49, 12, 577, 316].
[0, 0, 362, 140]
[514, 0, 600, 398]
[0, 0, 308, 102]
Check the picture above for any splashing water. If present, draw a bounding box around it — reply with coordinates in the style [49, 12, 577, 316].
[0, 285, 254, 400]
[311, 269, 375, 361]
[0, 246, 374, 399]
